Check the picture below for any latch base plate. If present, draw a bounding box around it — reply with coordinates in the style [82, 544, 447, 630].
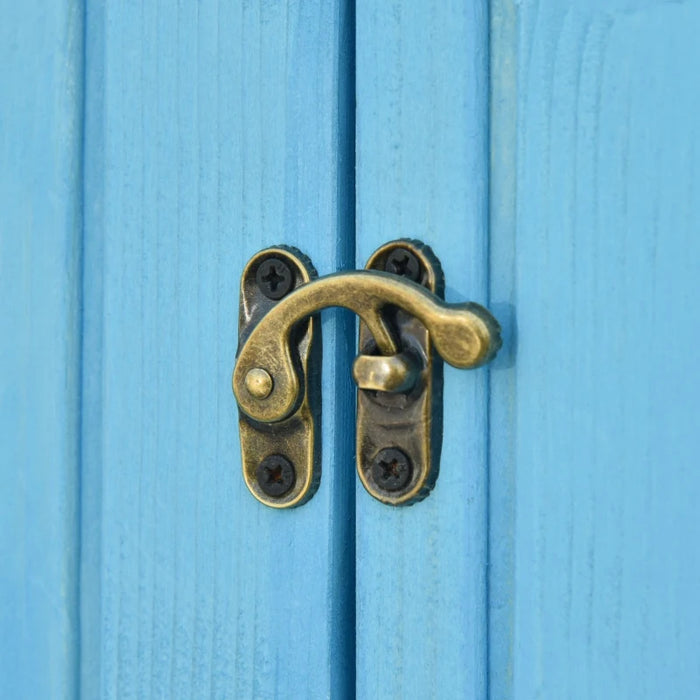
[356, 240, 444, 505]
[235, 246, 321, 508]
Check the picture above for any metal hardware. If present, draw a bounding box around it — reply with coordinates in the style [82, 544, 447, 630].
[352, 352, 419, 393]
[371, 447, 412, 492]
[255, 257, 294, 300]
[256, 454, 296, 497]
[384, 248, 421, 282]
[356, 240, 443, 505]
[235, 246, 321, 509]
[233, 239, 501, 508]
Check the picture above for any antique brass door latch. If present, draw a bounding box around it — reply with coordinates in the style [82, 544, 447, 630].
[232, 240, 501, 508]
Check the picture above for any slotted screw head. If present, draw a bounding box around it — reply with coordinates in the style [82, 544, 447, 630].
[371, 447, 412, 492]
[256, 454, 296, 497]
[256, 258, 294, 299]
[384, 248, 421, 282]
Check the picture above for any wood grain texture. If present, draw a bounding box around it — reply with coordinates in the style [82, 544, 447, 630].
[489, 1, 700, 697]
[355, 2, 490, 698]
[80, 1, 355, 697]
[0, 1, 83, 697]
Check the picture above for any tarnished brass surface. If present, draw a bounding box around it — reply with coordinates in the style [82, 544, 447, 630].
[352, 352, 419, 393]
[244, 367, 273, 399]
[233, 239, 502, 508]
[233, 266, 500, 425]
[235, 246, 321, 509]
[356, 240, 441, 505]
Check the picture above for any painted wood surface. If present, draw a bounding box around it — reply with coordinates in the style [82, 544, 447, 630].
[489, 1, 700, 697]
[0, 1, 83, 697]
[5, 1, 700, 697]
[80, 2, 355, 698]
[355, 2, 490, 698]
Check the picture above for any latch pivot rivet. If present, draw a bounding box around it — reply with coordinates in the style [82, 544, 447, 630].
[245, 367, 273, 399]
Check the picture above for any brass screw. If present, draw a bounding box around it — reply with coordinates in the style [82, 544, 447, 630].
[244, 367, 273, 399]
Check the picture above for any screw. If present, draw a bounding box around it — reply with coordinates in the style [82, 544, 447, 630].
[384, 248, 421, 282]
[256, 454, 296, 497]
[256, 258, 294, 299]
[371, 447, 412, 492]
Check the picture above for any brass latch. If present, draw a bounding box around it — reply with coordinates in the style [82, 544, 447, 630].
[232, 239, 501, 508]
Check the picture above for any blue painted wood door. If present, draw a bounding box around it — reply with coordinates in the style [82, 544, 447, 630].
[2, 1, 699, 699]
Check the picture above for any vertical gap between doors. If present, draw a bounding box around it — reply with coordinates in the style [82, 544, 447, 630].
[331, 0, 357, 698]
[78, 0, 106, 695]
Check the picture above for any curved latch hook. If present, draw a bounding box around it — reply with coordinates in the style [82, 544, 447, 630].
[232, 240, 501, 507]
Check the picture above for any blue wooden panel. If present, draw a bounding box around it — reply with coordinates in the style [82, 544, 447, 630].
[489, 1, 700, 697]
[0, 0, 83, 697]
[355, 2, 490, 697]
[80, 1, 355, 697]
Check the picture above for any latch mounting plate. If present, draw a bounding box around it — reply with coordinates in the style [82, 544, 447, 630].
[355, 240, 444, 505]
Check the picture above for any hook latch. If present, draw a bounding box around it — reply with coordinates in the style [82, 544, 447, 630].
[232, 239, 501, 507]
